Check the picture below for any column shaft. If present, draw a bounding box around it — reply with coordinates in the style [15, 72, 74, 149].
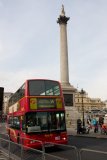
[60, 23, 69, 85]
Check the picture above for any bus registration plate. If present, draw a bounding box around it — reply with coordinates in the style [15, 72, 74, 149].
[55, 136, 60, 140]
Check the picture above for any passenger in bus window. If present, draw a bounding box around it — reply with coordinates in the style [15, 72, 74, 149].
[28, 118, 34, 126]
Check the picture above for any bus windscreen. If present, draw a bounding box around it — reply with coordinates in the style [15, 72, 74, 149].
[28, 80, 60, 96]
[26, 111, 66, 133]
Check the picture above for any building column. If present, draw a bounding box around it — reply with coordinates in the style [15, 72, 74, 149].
[57, 5, 70, 86]
[57, 5, 77, 128]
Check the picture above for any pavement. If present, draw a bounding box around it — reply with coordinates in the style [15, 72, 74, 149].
[67, 127, 107, 139]
[1, 122, 107, 139]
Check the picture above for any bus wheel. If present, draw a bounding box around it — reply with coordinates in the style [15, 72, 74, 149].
[17, 134, 20, 144]
[8, 131, 11, 141]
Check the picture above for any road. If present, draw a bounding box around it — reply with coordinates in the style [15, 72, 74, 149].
[0, 123, 107, 160]
[68, 135, 107, 160]
[68, 135, 107, 152]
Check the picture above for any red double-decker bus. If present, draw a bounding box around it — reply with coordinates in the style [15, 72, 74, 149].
[7, 79, 68, 148]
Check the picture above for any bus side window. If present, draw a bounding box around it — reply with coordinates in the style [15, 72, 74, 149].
[13, 117, 20, 130]
[8, 116, 13, 128]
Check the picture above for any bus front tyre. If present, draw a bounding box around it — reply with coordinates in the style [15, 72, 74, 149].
[17, 135, 20, 144]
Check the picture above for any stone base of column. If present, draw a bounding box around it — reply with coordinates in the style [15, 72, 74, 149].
[61, 83, 77, 92]
[65, 107, 81, 129]
[61, 83, 78, 129]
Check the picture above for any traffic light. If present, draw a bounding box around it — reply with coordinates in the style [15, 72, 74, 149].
[0, 87, 4, 111]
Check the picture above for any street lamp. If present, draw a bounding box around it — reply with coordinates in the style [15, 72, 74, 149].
[80, 89, 85, 127]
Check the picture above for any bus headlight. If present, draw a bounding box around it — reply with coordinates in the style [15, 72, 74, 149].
[30, 140, 36, 144]
[62, 137, 66, 140]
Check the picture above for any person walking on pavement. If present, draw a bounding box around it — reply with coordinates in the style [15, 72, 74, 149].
[99, 116, 104, 132]
[101, 114, 107, 134]
[86, 119, 91, 134]
[92, 117, 98, 133]
[77, 118, 82, 134]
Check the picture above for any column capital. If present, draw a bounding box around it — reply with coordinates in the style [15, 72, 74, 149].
[57, 5, 70, 24]
[57, 15, 70, 24]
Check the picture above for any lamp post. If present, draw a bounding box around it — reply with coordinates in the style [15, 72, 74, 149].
[80, 89, 85, 127]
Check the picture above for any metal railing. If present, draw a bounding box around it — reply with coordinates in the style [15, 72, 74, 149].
[79, 148, 107, 160]
[44, 142, 78, 160]
[1, 133, 107, 160]
[0, 134, 45, 160]
[1, 133, 76, 160]
[0, 150, 9, 160]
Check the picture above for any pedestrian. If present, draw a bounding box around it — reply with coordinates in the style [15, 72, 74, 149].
[86, 119, 92, 133]
[77, 118, 82, 134]
[92, 117, 98, 133]
[101, 114, 107, 134]
[99, 116, 104, 128]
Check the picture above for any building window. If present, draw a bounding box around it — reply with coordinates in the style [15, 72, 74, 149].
[63, 94, 73, 106]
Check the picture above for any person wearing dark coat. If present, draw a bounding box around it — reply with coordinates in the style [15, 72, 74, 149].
[77, 119, 82, 134]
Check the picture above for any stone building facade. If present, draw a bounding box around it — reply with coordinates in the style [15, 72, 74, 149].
[3, 92, 13, 115]
[75, 90, 106, 113]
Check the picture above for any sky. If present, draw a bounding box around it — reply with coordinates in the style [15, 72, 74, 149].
[0, 0, 107, 101]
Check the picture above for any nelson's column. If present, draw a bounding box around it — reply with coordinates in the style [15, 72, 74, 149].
[57, 5, 79, 128]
